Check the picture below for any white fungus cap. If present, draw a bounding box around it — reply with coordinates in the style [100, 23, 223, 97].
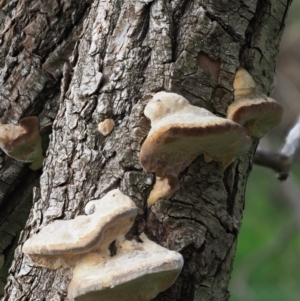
[67, 233, 184, 301]
[140, 92, 251, 178]
[22, 189, 138, 269]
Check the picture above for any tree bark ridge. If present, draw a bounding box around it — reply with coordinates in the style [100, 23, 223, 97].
[0, 0, 291, 300]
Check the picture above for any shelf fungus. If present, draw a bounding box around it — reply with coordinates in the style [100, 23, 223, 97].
[140, 91, 251, 206]
[23, 189, 138, 269]
[68, 234, 183, 301]
[0, 116, 44, 170]
[23, 189, 184, 301]
[227, 67, 283, 138]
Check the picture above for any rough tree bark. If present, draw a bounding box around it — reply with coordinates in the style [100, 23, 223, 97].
[0, 0, 291, 300]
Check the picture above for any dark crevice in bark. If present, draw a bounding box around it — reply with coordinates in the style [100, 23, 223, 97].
[279, 0, 293, 31]
[0, 170, 40, 287]
[204, 11, 242, 43]
[239, 0, 271, 65]
[239, 0, 266, 57]
[224, 163, 240, 217]
[171, 0, 192, 62]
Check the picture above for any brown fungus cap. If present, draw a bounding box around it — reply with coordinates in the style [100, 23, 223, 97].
[228, 67, 283, 139]
[227, 96, 283, 139]
[22, 189, 138, 269]
[140, 92, 251, 179]
[67, 234, 184, 301]
[0, 116, 44, 170]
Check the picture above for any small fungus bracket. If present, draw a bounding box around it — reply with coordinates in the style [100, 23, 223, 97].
[0, 116, 44, 170]
[228, 67, 283, 138]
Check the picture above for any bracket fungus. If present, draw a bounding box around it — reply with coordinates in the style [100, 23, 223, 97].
[23, 189, 139, 269]
[0, 116, 44, 170]
[140, 91, 251, 206]
[68, 233, 184, 301]
[227, 67, 283, 138]
[23, 189, 184, 301]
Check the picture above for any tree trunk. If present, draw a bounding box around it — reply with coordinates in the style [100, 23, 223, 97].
[0, 0, 291, 300]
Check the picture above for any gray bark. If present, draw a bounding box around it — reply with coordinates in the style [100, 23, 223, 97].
[0, 0, 291, 300]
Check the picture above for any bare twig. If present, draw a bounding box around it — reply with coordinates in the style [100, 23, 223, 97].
[253, 116, 300, 180]
[280, 116, 300, 157]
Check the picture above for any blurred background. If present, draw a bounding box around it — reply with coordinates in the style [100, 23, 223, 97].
[230, 1, 300, 300]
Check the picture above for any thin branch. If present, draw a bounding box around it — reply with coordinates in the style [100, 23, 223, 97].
[280, 116, 300, 157]
[253, 150, 290, 180]
[253, 116, 300, 180]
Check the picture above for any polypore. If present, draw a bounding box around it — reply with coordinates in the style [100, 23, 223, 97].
[227, 67, 283, 138]
[23, 189, 184, 301]
[0, 116, 44, 170]
[140, 91, 251, 206]
[23, 189, 138, 269]
[98, 119, 115, 136]
[68, 233, 184, 301]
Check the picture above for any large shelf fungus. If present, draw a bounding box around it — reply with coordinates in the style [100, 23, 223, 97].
[227, 67, 283, 138]
[23, 189, 184, 300]
[23, 189, 139, 269]
[68, 234, 184, 301]
[0, 116, 44, 170]
[140, 91, 251, 206]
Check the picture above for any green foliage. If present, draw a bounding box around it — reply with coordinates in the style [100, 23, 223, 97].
[230, 166, 300, 301]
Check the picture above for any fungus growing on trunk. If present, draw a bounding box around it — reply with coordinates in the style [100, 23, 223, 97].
[68, 234, 184, 301]
[227, 67, 283, 138]
[23, 189, 138, 269]
[23, 190, 184, 301]
[140, 91, 251, 206]
[0, 116, 44, 170]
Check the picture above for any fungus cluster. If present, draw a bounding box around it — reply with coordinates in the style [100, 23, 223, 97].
[0, 116, 44, 170]
[20, 67, 282, 300]
[141, 74, 282, 206]
[23, 189, 183, 301]
[140, 91, 252, 206]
